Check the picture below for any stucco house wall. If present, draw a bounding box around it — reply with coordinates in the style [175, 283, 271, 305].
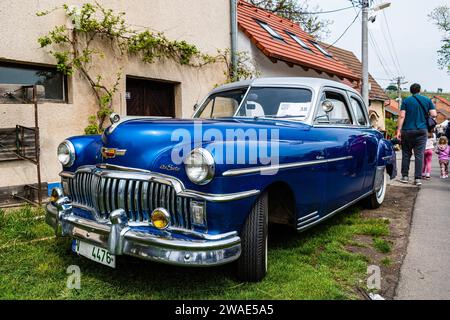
[0, 0, 230, 189]
[368, 100, 385, 130]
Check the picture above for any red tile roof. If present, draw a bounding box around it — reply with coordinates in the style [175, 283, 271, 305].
[385, 99, 399, 116]
[237, 0, 359, 82]
[432, 96, 450, 119]
[434, 95, 450, 106]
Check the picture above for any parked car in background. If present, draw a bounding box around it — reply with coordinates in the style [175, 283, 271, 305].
[46, 77, 394, 281]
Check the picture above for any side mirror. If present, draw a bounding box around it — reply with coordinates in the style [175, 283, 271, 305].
[321, 100, 334, 113]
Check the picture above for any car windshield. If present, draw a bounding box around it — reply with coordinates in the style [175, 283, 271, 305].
[235, 87, 313, 120]
[195, 88, 248, 119]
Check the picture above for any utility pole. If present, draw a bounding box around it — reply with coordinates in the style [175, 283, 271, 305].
[393, 76, 407, 106]
[361, 0, 370, 107]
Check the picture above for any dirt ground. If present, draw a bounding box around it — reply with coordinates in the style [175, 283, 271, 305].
[347, 185, 419, 299]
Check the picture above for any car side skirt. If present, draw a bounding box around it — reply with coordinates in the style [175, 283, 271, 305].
[296, 190, 373, 232]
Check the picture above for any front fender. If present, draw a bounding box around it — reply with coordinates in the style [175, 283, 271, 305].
[65, 135, 103, 171]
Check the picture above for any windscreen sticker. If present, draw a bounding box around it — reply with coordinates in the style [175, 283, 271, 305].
[277, 102, 310, 117]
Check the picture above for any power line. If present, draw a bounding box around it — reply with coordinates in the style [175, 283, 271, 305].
[373, 0, 404, 76]
[247, 1, 356, 16]
[381, 10, 403, 75]
[325, 9, 361, 49]
[278, 5, 356, 15]
[376, 13, 402, 75]
[369, 30, 395, 78]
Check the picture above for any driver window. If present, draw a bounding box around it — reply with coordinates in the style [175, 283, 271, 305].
[315, 91, 353, 125]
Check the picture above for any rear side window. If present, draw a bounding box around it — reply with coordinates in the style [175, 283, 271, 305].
[350, 97, 368, 126]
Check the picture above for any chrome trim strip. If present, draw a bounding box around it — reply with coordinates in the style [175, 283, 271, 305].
[118, 180, 126, 211]
[297, 211, 319, 222]
[107, 116, 172, 134]
[61, 165, 260, 202]
[222, 156, 353, 177]
[111, 179, 118, 212]
[98, 177, 105, 214]
[127, 180, 134, 216]
[134, 180, 141, 221]
[179, 189, 260, 202]
[297, 190, 373, 232]
[105, 178, 112, 214]
[297, 215, 319, 227]
[149, 182, 155, 211]
[142, 181, 149, 220]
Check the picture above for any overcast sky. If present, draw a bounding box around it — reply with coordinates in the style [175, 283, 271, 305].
[307, 0, 449, 92]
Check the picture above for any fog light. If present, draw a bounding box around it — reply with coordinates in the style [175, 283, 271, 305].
[190, 201, 206, 226]
[50, 188, 63, 204]
[151, 208, 170, 230]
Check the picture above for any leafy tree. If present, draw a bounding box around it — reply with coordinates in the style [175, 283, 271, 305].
[249, 0, 332, 40]
[386, 85, 398, 92]
[429, 5, 450, 74]
[385, 118, 397, 139]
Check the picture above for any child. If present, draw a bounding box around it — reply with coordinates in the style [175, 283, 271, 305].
[422, 132, 436, 179]
[435, 136, 450, 179]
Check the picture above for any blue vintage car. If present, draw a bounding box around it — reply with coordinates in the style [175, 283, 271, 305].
[46, 77, 394, 282]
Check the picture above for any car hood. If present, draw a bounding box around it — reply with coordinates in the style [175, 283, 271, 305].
[101, 117, 310, 172]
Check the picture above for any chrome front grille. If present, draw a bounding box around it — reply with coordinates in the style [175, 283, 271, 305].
[68, 172, 192, 229]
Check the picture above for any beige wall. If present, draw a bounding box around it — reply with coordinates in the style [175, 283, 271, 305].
[368, 100, 386, 131]
[0, 0, 230, 188]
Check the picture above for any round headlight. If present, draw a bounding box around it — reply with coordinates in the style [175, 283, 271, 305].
[57, 140, 75, 167]
[184, 148, 215, 185]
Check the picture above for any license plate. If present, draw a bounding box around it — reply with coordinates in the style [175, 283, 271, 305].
[72, 239, 116, 268]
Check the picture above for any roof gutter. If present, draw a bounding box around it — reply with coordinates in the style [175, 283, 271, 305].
[230, 0, 238, 79]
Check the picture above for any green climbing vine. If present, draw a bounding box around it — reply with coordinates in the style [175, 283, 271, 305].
[37, 2, 259, 134]
[217, 48, 261, 84]
[37, 2, 218, 134]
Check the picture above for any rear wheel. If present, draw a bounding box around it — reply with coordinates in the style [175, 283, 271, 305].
[236, 192, 268, 282]
[365, 172, 387, 209]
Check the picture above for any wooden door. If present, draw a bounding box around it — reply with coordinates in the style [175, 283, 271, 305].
[126, 77, 175, 117]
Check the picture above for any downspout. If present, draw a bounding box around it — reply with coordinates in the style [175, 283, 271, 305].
[230, 0, 238, 80]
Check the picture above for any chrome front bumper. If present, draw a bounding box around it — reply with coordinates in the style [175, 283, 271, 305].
[45, 197, 241, 267]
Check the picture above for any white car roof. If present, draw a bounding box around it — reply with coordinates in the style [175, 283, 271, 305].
[211, 77, 360, 97]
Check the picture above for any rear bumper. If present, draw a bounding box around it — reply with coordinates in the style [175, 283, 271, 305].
[46, 198, 241, 266]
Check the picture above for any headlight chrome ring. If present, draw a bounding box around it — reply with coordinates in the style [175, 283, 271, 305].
[57, 140, 76, 167]
[184, 148, 215, 185]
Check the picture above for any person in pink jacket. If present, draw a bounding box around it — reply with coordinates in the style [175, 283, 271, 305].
[422, 132, 436, 179]
[435, 136, 450, 178]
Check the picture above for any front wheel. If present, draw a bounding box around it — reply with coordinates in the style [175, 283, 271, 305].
[236, 192, 268, 282]
[365, 172, 387, 209]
